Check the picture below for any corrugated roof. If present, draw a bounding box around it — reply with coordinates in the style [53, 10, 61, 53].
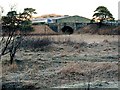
[56, 15, 91, 23]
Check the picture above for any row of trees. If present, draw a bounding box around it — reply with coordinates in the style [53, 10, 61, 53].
[0, 7, 36, 64]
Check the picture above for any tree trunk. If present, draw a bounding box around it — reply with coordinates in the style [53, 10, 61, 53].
[9, 35, 22, 64]
[87, 83, 90, 90]
[98, 21, 102, 28]
[10, 53, 14, 64]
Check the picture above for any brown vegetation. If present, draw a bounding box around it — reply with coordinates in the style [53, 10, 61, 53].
[76, 24, 119, 35]
[31, 24, 120, 35]
[2, 34, 119, 89]
[31, 25, 58, 35]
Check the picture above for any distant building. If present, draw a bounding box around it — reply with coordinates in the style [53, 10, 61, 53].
[103, 20, 120, 26]
[31, 15, 91, 32]
[55, 15, 90, 23]
[31, 15, 90, 24]
[32, 18, 48, 24]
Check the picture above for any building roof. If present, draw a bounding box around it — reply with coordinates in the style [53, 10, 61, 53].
[31, 16, 69, 24]
[56, 15, 91, 23]
[32, 15, 91, 24]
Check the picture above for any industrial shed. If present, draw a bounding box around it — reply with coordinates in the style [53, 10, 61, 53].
[55, 15, 91, 23]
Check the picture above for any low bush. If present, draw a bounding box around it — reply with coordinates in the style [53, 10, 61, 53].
[20, 37, 52, 50]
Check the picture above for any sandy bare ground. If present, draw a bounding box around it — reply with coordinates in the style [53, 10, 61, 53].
[1, 34, 119, 89]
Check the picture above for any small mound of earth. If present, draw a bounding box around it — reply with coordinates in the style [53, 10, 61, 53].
[76, 24, 119, 35]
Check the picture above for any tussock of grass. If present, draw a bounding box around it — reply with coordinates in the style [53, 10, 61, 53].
[20, 37, 52, 50]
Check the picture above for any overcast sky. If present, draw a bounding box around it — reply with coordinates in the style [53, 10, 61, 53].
[0, 0, 119, 19]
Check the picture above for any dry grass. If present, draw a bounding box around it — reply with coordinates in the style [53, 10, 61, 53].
[57, 61, 118, 83]
[20, 37, 52, 50]
[1, 34, 119, 89]
[77, 24, 119, 35]
[58, 61, 118, 75]
[23, 34, 118, 44]
[31, 25, 58, 35]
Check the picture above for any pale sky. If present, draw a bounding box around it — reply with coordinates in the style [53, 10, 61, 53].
[0, 0, 119, 20]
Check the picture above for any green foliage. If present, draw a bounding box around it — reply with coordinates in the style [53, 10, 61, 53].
[2, 8, 36, 34]
[93, 6, 114, 22]
[19, 20, 34, 33]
